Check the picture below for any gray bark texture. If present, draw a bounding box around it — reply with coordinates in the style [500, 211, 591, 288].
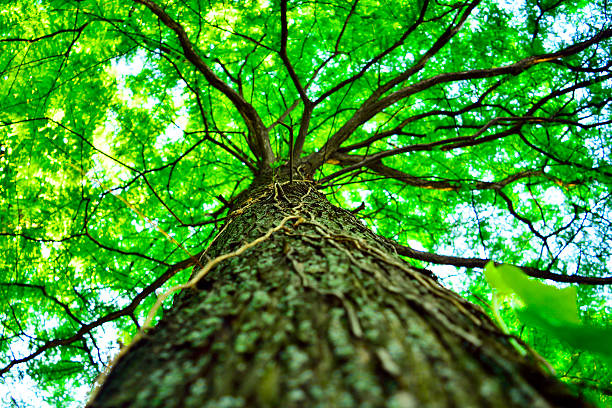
[88, 180, 590, 407]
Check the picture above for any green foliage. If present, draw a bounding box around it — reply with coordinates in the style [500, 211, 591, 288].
[486, 262, 612, 355]
[484, 262, 579, 323]
[0, 0, 611, 406]
[483, 263, 612, 404]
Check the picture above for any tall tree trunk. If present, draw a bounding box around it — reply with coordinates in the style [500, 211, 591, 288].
[88, 180, 589, 408]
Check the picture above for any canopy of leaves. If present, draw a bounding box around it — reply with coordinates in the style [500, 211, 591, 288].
[0, 0, 611, 406]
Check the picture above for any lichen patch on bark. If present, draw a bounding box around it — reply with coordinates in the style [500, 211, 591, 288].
[89, 181, 590, 408]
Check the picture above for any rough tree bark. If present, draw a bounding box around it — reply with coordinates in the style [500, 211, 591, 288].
[88, 177, 590, 408]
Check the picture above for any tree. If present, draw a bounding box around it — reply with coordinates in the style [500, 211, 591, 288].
[1, 0, 611, 406]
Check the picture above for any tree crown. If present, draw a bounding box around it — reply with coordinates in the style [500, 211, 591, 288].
[1, 0, 611, 405]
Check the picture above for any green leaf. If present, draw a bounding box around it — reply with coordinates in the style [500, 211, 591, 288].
[485, 262, 612, 360]
[484, 261, 514, 295]
[518, 309, 612, 361]
[484, 262, 579, 324]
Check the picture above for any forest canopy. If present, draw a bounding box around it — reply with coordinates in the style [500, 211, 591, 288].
[0, 0, 611, 406]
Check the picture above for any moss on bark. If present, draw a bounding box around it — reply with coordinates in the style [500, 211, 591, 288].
[89, 180, 591, 408]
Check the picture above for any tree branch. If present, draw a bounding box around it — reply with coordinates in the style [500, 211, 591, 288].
[309, 28, 612, 168]
[390, 243, 612, 285]
[279, 0, 310, 105]
[0, 256, 199, 376]
[133, 0, 275, 167]
[0, 283, 83, 324]
[0, 23, 89, 43]
[321, 152, 546, 191]
[313, 0, 431, 105]
[278, 0, 314, 162]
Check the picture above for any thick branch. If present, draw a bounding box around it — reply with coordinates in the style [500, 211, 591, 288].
[371, 0, 481, 100]
[321, 153, 544, 191]
[133, 0, 274, 167]
[313, 0, 480, 159]
[316, 124, 521, 184]
[279, 0, 310, 105]
[391, 243, 612, 285]
[309, 28, 612, 168]
[313, 0, 431, 105]
[337, 81, 504, 153]
[279, 0, 313, 161]
[0, 256, 199, 376]
[292, 107, 313, 161]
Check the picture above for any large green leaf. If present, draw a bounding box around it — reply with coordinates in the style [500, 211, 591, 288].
[485, 262, 611, 360]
